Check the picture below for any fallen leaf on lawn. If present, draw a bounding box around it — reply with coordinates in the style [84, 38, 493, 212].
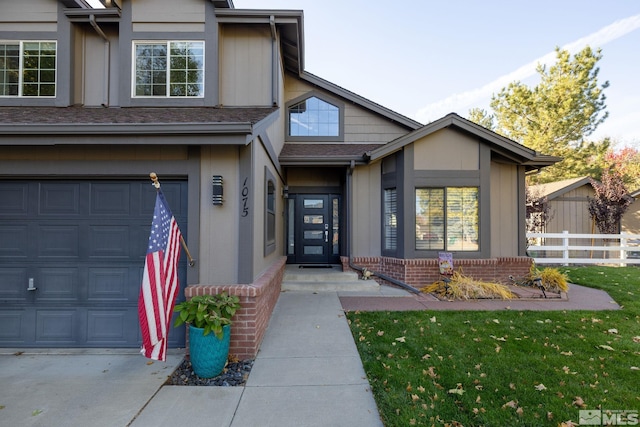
[607, 328, 618, 334]
[502, 400, 518, 409]
[633, 336, 640, 343]
[492, 319, 500, 324]
[560, 351, 573, 356]
[430, 316, 437, 323]
[377, 330, 384, 336]
[560, 421, 578, 427]
[547, 412, 554, 420]
[534, 383, 547, 391]
[490, 335, 507, 341]
[448, 384, 465, 395]
[411, 394, 420, 402]
[395, 336, 406, 343]
[631, 366, 639, 371]
[495, 345, 501, 353]
[573, 396, 586, 408]
[425, 366, 438, 378]
[406, 383, 413, 392]
[516, 407, 524, 416]
[598, 345, 614, 351]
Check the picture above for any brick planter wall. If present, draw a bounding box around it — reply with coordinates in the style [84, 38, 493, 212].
[184, 256, 286, 360]
[342, 256, 533, 289]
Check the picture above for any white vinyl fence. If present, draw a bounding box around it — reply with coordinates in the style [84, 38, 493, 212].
[526, 231, 640, 266]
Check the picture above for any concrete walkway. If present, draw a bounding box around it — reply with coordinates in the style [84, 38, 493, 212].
[132, 291, 383, 427]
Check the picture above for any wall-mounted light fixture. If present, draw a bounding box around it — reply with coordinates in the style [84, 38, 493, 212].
[212, 175, 223, 205]
[282, 185, 289, 199]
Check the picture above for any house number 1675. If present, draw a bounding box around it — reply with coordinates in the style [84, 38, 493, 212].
[241, 177, 249, 217]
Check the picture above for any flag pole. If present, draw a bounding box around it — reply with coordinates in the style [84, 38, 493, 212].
[150, 172, 196, 267]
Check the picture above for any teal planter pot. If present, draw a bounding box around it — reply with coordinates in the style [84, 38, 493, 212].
[188, 324, 231, 378]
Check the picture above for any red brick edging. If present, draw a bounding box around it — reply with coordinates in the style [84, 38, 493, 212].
[183, 256, 286, 359]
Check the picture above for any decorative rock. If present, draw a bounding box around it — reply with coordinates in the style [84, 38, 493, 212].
[166, 359, 253, 386]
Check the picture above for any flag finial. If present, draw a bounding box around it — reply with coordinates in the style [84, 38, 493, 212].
[150, 172, 160, 189]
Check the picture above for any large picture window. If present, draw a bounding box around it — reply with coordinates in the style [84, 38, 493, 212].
[133, 41, 204, 97]
[0, 41, 56, 97]
[416, 187, 479, 251]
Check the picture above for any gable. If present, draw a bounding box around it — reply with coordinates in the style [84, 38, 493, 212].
[284, 74, 410, 144]
[413, 128, 479, 170]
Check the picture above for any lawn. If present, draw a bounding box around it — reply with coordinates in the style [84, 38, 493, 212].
[346, 266, 640, 426]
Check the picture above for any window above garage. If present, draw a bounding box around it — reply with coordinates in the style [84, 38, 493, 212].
[0, 41, 56, 97]
[133, 41, 204, 98]
[285, 92, 344, 142]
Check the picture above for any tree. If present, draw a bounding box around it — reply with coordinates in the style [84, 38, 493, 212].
[587, 168, 633, 234]
[605, 147, 640, 191]
[469, 46, 610, 183]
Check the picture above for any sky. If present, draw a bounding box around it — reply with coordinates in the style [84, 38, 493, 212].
[234, 0, 640, 150]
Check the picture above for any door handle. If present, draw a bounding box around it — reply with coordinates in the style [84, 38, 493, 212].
[27, 278, 37, 291]
[324, 231, 328, 243]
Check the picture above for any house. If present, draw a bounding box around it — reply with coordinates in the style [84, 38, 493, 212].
[530, 177, 640, 235]
[528, 176, 595, 235]
[0, 0, 557, 359]
[622, 190, 640, 235]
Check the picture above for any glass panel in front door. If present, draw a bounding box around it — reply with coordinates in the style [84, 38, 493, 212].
[297, 195, 329, 263]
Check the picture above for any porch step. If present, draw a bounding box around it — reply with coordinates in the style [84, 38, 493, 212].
[281, 265, 380, 292]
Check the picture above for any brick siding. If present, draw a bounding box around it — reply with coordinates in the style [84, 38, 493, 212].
[342, 256, 533, 288]
[184, 256, 286, 360]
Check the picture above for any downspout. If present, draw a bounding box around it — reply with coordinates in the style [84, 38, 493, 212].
[269, 15, 278, 107]
[346, 159, 421, 295]
[89, 14, 110, 107]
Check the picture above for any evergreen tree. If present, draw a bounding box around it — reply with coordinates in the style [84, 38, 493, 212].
[469, 46, 610, 183]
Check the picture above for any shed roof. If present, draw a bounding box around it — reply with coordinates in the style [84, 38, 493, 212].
[528, 176, 593, 200]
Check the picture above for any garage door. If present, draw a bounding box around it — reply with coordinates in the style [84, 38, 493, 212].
[0, 180, 188, 348]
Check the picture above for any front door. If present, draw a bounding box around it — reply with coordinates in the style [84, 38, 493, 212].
[290, 194, 341, 264]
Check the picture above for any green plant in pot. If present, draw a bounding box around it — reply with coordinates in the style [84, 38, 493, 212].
[174, 292, 241, 378]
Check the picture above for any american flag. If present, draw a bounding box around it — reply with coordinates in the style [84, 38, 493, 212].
[138, 189, 182, 361]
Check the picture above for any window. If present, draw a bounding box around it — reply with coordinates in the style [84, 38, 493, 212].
[264, 168, 276, 256]
[416, 187, 479, 251]
[383, 188, 397, 251]
[288, 96, 340, 137]
[0, 41, 56, 97]
[133, 41, 204, 97]
[266, 181, 275, 245]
